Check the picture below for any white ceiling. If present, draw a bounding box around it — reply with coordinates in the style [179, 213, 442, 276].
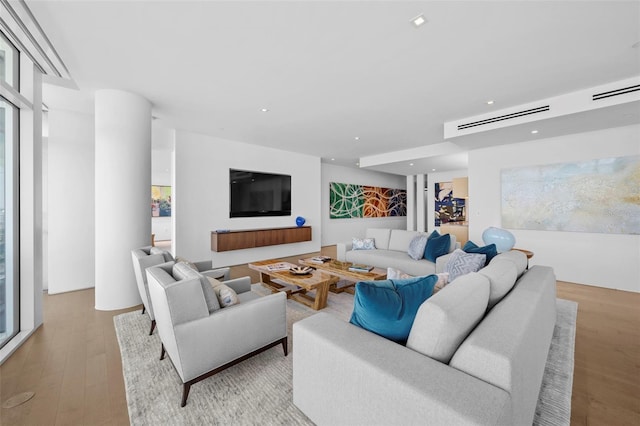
[28, 0, 640, 175]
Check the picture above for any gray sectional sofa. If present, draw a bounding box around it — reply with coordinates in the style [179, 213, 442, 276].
[336, 228, 458, 276]
[293, 250, 557, 425]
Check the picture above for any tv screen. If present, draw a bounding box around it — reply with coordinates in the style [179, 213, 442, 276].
[230, 169, 291, 217]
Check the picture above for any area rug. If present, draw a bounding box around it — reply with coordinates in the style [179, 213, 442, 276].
[114, 285, 577, 425]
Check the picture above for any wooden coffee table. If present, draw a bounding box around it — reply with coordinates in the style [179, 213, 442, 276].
[299, 258, 386, 294]
[248, 259, 339, 310]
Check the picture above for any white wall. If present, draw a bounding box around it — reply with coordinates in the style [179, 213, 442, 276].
[174, 131, 322, 267]
[469, 124, 640, 292]
[47, 109, 95, 294]
[321, 163, 406, 245]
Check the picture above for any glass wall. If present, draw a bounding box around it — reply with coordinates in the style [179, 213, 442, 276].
[0, 30, 19, 349]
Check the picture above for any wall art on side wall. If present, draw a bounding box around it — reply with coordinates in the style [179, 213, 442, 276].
[329, 182, 406, 219]
[434, 181, 466, 226]
[151, 185, 172, 217]
[501, 155, 640, 234]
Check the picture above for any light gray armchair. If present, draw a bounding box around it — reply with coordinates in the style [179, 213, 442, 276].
[146, 261, 288, 407]
[131, 246, 231, 335]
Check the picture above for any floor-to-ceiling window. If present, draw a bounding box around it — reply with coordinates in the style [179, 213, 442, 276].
[0, 32, 19, 349]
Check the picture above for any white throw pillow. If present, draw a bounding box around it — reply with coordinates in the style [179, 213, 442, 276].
[387, 267, 413, 279]
[352, 237, 376, 250]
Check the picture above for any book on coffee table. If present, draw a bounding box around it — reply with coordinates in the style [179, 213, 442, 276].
[348, 264, 374, 272]
[308, 256, 331, 264]
[265, 262, 291, 272]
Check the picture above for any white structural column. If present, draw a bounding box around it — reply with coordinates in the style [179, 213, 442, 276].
[95, 90, 151, 310]
[416, 174, 426, 232]
[406, 175, 416, 231]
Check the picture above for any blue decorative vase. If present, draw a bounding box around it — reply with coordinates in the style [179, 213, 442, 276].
[482, 227, 515, 252]
[295, 216, 306, 227]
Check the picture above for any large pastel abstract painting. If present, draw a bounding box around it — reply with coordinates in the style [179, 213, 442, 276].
[501, 155, 640, 234]
[330, 182, 406, 219]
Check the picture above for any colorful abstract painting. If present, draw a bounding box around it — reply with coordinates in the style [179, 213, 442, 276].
[330, 182, 406, 219]
[151, 185, 171, 217]
[434, 182, 466, 226]
[501, 155, 640, 234]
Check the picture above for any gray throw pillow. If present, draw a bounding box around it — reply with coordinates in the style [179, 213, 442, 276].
[407, 235, 428, 260]
[445, 249, 486, 282]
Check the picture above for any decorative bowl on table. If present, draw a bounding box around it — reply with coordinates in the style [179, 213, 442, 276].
[289, 266, 313, 275]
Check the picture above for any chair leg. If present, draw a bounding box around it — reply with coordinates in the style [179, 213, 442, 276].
[149, 320, 156, 336]
[160, 343, 166, 360]
[181, 383, 191, 408]
[281, 336, 288, 356]
[141, 306, 146, 315]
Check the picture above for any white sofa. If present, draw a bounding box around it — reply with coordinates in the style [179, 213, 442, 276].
[336, 228, 458, 276]
[293, 251, 557, 425]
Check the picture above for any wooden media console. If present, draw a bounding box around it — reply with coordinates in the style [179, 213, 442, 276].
[211, 226, 312, 252]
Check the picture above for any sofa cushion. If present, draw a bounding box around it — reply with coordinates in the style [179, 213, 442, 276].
[463, 241, 498, 266]
[347, 250, 437, 276]
[388, 230, 422, 252]
[478, 259, 519, 309]
[445, 249, 486, 281]
[173, 262, 221, 313]
[491, 250, 528, 277]
[350, 275, 438, 343]
[406, 273, 490, 363]
[365, 228, 392, 250]
[352, 237, 376, 250]
[408, 235, 429, 260]
[424, 233, 451, 262]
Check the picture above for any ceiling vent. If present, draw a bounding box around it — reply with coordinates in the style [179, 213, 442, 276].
[457, 105, 550, 131]
[592, 84, 640, 101]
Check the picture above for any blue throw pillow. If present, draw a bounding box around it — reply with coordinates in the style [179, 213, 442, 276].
[349, 275, 438, 343]
[427, 230, 440, 240]
[424, 233, 451, 262]
[463, 241, 498, 266]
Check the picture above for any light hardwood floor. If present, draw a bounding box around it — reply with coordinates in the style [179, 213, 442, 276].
[1, 247, 639, 425]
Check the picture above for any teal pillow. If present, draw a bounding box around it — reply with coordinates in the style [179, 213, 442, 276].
[349, 275, 438, 343]
[424, 233, 451, 262]
[427, 230, 440, 240]
[463, 241, 498, 266]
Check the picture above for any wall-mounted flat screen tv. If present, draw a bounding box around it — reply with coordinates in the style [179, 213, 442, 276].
[230, 169, 291, 217]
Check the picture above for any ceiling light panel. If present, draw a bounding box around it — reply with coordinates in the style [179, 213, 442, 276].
[410, 14, 427, 28]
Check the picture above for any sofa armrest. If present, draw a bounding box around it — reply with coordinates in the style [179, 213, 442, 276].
[174, 292, 287, 382]
[336, 242, 352, 261]
[222, 276, 252, 294]
[435, 252, 453, 273]
[293, 313, 510, 426]
[199, 266, 231, 281]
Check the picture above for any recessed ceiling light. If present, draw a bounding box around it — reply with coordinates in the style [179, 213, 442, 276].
[432, 168, 436, 172]
[356, 162, 360, 166]
[531, 130, 539, 134]
[486, 100, 494, 105]
[409, 163, 414, 166]
[410, 14, 427, 28]
[260, 108, 269, 112]
[354, 136, 360, 141]
[331, 158, 335, 161]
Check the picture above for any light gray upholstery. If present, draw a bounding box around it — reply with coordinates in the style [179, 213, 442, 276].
[293, 263, 557, 425]
[478, 258, 519, 309]
[146, 261, 287, 406]
[132, 245, 232, 328]
[293, 313, 511, 425]
[492, 249, 528, 277]
[407, 272, 490, 363]
[131, 246, 168, 321]
[338, 228, 460, 276]
[450, 266, 557, 425]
